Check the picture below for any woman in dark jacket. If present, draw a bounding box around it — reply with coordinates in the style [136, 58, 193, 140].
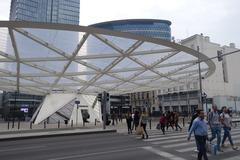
[133, 111, 140, 130]
[126, 111, 133, 134]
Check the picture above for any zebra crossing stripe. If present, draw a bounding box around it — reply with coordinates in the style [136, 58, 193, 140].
[164, 134, 240, 150]
[152, 138, 193, 145]
[162, 134, 240, 149]
[163, 141, 195, 148]
[144, 134, 188, 142]
[145, 129, 240, 143]
[141, 146, 186, 160]
[176, 147, 197, 152]
[224, 155, 240, 160]
[149, 132, 187, 138]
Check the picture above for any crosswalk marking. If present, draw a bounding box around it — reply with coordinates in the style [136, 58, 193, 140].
[162, 134, 240, 148]
[144, 134, 188, 142]
[128, 126, 240, 159]
[141, 146, 186, 160]
[176, 147, 197, 152]
[152, 138, 192, 145]
[224, 155, 240, 160]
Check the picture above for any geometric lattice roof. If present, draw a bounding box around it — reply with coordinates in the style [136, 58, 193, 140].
[0, 21, 215, 95]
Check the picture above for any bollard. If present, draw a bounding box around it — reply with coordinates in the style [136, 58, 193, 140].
[183, 117, 185, 127]
[18, 120, 20, 130]
[7, 121, 10, 130]
[30, 122, 32, 129]
[95, 119, 97, 126]
[149, 119, 152, 130]
[44, 121, 46, 129]
[12, 119, 15, 128]
[83, 121, 85, 127]
[58, 120, 60, 128]
[71, 120, 73, 127]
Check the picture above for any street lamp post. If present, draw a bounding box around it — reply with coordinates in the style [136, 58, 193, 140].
[197, 46, 203, 109]
[75, 100, 80, 126]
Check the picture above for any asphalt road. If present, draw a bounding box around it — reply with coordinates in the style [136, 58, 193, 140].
[1, 130, 240, 160]
[0, 132, 161, 160]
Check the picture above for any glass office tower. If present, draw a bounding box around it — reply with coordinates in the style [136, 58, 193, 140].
[2, 0, 80, 120]
[10, 0, 80, 25]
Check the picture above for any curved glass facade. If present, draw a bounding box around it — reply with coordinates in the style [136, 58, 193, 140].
[10, 0, 80, 25]
[90, 19, 171, 40]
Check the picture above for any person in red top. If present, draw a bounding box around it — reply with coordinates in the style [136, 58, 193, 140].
[160, 113, 167, 135]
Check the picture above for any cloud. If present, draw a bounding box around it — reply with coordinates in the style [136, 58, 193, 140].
[0, 0, 239, 47]
[0, 0, 10, 20]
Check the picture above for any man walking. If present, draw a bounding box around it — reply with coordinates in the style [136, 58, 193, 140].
[208, 105, 223, 152]
[188, 110, 208, 160]
[189, 109, 201, 152]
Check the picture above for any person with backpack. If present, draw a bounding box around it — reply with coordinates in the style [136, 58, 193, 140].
[208, 105, 223, 152]
[188, 110, 209, 160]
[220, 106, 238, 150]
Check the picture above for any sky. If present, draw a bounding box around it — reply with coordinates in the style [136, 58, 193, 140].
[0, 0, 239, 47]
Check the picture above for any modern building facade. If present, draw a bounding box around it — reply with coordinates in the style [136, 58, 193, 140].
[10, 0, 80, 25]
[90, 19, 172, 114]
[2, 0, 80, 120]
[91, 19, 240, 115]
[90, 19, 171, 40]
[158, 34, 240, 114]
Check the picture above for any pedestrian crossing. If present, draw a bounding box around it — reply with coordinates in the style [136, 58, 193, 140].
[126, 127, 240, 160]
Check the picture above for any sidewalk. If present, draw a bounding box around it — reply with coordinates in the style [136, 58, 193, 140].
[0, 121, 117, 141]
[0, 117, 189, 141]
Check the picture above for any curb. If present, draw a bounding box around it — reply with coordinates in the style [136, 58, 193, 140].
[0, 129, 117, 141]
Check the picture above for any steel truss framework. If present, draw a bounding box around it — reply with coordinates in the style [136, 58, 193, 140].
[0, 21, 216, 95]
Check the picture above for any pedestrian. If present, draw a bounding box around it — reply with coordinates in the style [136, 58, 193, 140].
[208, 105, 223, 152]
[166, 111, 174, 130]
[188, 110, 208, 160]
[118, 113, 123, 123]
[220, 106, 238, 150]
[189, 109, 201, 152]
[111, 111, 116, 125]
[140, 110, 149, 139]
[159, 113, 167, 134]
[126, 111, 133, 134]
[133, 111, 140, 130]
[174, 112, 182, 131]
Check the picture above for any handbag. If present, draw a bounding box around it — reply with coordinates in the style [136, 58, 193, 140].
[136, 126, 143, 135]
[136, 115, 143, 135]
[156, 123, 161, 130]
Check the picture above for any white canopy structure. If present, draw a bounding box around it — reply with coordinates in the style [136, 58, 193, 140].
[0, 21, 216, 124]
[0, 21, 215, 95]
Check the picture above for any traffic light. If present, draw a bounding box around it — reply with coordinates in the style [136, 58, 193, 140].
[217, 50, 223, 61]
[97, 93, 102, 102]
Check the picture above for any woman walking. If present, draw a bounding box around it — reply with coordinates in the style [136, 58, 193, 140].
[126, 111, 133, 134]
[133, 111, 140, 130]
[140, 110, 149, 139]
[160, 113, 167, 134]
[220, 106, 238, 150]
